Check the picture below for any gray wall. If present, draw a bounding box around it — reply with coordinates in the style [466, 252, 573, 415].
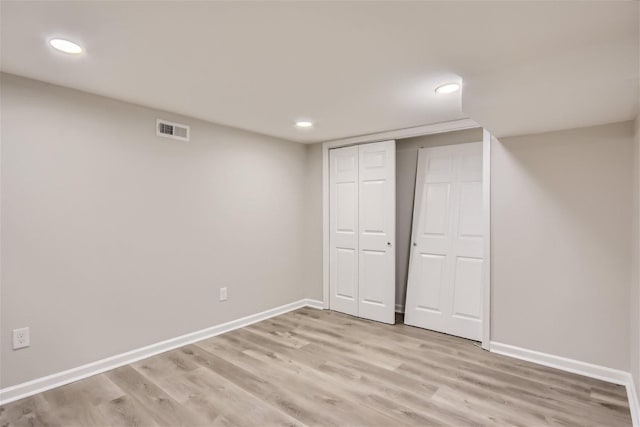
[304, 143, 323, 301]
[492, 122, 634, 370]
[0, 74, 309, 388]
[395, 129, 483, 311]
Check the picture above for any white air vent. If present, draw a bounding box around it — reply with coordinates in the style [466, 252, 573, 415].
[156, 119, 190, 141]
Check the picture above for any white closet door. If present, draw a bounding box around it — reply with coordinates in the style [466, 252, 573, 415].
[329, 146, 359, 316]
[329, 140, 395, 324]
[405, 142, 483, 340]
[358, 140, 396, 324]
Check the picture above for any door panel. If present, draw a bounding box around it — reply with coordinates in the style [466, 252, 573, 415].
[359, 249, 386, 305]
[358, 140, 395, 324]
[405, 142, 483, 340]
[415, 253, 446, 313]
[336, 182, 357, 231]
[458, 182, 482, 237]
[360, 180, 386, 233]
[329, 146, 359, 316]
[423, 183, 450, 235]
[451, 257, 483, 319]
[335, 248, 357, 299]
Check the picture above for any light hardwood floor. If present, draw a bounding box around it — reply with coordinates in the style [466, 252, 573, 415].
[0, 308, 632, 426]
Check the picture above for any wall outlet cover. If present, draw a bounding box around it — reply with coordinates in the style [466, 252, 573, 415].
[219, 287, 228, 301]
[13, 327, 30, 350]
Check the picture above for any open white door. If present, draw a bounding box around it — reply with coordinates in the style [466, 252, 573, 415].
[404, 142, 483, 340]
[329, 140, 395, 324]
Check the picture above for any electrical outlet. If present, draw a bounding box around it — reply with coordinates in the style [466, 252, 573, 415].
[13, 327, 30, 350]
[219, 287, 228, 302]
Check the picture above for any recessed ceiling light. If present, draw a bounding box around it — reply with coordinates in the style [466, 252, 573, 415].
[435, 83, 460, 94]
[49, 38, 83, 54]
[295, 120, 314, 128]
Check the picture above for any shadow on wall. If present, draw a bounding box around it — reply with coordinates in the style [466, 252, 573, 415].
[498, 123, 633, 293]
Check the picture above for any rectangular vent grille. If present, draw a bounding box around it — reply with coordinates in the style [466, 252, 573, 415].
[156, 119, 190, 141]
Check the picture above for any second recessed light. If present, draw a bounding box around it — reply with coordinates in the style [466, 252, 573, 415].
[49, 38, 83, 54]
[295, 120, 314, 128]
[435, 83, 460, 94]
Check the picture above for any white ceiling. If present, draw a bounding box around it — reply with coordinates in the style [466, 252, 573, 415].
[1, 1, 638, 143]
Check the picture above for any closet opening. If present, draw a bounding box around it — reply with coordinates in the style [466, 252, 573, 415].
[322, 121, 492, 349]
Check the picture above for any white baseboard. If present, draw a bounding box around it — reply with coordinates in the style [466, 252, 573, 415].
[395, 303, 405, 313]
[0, 298, 323, 406]
[490, 341, 629, 384]
[304, 298, 324, 310]
[491, 341, 639, 426]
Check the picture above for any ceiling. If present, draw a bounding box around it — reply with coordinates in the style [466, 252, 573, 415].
[1, 1, 638, 143]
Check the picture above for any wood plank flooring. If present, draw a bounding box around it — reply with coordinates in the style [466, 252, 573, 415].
[0, 308, 632, 426]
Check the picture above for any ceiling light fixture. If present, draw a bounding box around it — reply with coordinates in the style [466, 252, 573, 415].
[49, 38, 83, 54]
[435, 83, 460, 94]
[295, 120, 314, 128]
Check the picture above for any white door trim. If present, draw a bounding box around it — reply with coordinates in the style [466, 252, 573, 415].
[321, 119, 492, 348]
[482, 130, 492, 350]
[323, 118, 479, 148]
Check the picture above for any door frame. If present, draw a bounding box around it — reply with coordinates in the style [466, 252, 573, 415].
[321, 118, 493, 350]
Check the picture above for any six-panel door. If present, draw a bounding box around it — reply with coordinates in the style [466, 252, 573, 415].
[329, 140, 396, 324]
[357, 141, 396, 324]
[404, 142, 483, 340]
[329, 146, 359, 316]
